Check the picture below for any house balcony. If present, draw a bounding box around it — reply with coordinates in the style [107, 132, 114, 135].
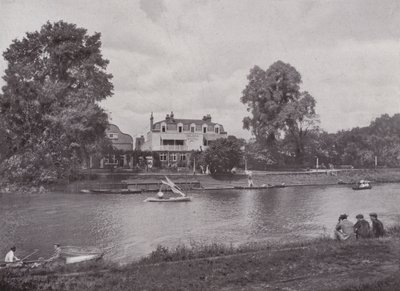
[153, 145, 188, 151]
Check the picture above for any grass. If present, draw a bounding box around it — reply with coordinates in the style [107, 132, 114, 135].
[2, 232, 399, 291]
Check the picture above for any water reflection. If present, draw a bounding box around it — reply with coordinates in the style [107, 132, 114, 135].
[1, 183, 400, 263]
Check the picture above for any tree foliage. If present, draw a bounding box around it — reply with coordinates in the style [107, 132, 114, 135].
[0, 21, 113, 185]
[204, 136, 243, 174]
[326, 114, 400, 168]
[241, 61, 319, 164]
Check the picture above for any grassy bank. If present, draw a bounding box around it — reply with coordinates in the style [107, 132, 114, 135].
[2, 228, 400, 291]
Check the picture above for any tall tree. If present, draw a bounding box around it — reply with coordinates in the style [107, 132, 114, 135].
[0, 21, 113, 184]
[204, 136, 242, 174]
[241, 61, 319, 164]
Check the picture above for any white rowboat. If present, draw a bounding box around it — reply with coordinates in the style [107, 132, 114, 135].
[60, 246, 103, 264]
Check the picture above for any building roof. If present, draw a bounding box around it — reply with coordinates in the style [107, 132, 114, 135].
[107, 124, 133, 143]
[154, 118, 218, 126]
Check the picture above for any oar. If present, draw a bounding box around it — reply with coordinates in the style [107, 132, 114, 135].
[20, 249, 39, 262]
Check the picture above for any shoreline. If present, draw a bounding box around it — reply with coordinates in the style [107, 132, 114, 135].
[2, 228, 400, 291]
[2, 168, 400, 194]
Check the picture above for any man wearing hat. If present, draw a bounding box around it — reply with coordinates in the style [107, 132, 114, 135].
[369, 213, 385, 238]
[334, 214, 355, 241]
[354, 214, 371, 239]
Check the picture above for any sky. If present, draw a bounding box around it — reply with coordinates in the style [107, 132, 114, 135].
[1, 0, 400, 139]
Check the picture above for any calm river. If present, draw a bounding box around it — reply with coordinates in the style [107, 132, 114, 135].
[1, 184, 400, 263]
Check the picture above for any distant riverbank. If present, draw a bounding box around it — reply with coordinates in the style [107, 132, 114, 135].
[2, 227, 400, 291]
[2, 168, 400, 194]
[62, 168, 400, 193]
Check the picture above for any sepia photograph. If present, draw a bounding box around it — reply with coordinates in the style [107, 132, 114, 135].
[1, 0, 400, 290]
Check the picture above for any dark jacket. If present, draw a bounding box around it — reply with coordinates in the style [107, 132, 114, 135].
[371, 219, 385, 238]
[354, 219, 371, 239]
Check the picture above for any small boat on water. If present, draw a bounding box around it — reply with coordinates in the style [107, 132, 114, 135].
[144, 176, 192, 202]
[144, 196, 192, 202]
[59, 246, 104, 264]
[352, 180, 372, 190]
[81, 189, 141, 194]
[234, 183, 286, 190]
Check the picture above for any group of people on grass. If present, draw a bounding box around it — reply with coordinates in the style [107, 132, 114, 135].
[3, 244, 61, 267]
[334, 213, 385, 241]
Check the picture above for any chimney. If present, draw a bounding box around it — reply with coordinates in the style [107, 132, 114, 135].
[202, 114, 212, 122]
[150, 112, 154, 131]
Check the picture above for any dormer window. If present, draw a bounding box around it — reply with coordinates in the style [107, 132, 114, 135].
[162, 126, 166, 132]
[190, 123, 196, 133]
[203, 124, 207, 133]
[214, 126, 220, 134]
[177, 123, 183, 133]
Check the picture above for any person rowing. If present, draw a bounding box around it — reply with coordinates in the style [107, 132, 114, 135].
[5, 246, 20, 263]
[4, 246, 23, 267]
[46, 244, 62, 262]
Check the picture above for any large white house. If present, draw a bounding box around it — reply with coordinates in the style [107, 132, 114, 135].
[141, 112, 227, 166]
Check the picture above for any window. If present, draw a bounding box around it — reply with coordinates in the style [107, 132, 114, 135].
[215, 127, 219, 134]
[162, 126, 166, 132]
[203, 127, 207, 133]
[171, 153, 177, 161]
[104, 155, 117, 164]
[108, 133, 118, 140]
[160, 153, 167, 161]
[203, 139, 207, 146]
[191, 127, 195, 132]
[178, 126, 183, 133]
[180, 154, 186, 161]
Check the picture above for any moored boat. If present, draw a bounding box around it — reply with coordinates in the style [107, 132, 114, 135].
[144, 196, 192, 202]
[81, 189, 141, 194]
[352, 180, 372, 190]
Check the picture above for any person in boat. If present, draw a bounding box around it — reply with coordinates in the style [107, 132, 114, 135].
[358, 180, 370, 189]
[354, 214, 371, 239]
[369, 213, 385, 238]
[47, 244, 62, 262]
[157, 191, 165, 199]
[5, 246, 20, 263]
[334, 214, 355, 241]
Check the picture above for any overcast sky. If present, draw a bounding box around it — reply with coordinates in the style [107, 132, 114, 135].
[1, 0, 400, 139]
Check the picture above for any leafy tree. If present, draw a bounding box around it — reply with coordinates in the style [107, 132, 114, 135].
[204, 136, 242, 174]
[0, 21, 113, 185]
[241, 61, 319, 164]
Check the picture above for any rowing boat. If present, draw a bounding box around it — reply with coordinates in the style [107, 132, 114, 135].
[59, 246, 103, 264]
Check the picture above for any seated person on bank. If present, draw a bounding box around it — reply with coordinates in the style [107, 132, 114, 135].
[369, 213, 385, 238]
[354, 214, 371, 239]
[334, 214, 355, 241]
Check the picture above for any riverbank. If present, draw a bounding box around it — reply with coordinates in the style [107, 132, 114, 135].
[59, 168, 400, 193]
[2, 168, 399, 194]
[2, 227, 400, 291]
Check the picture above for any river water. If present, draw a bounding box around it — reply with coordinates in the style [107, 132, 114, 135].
[1, 183, 399, 263]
